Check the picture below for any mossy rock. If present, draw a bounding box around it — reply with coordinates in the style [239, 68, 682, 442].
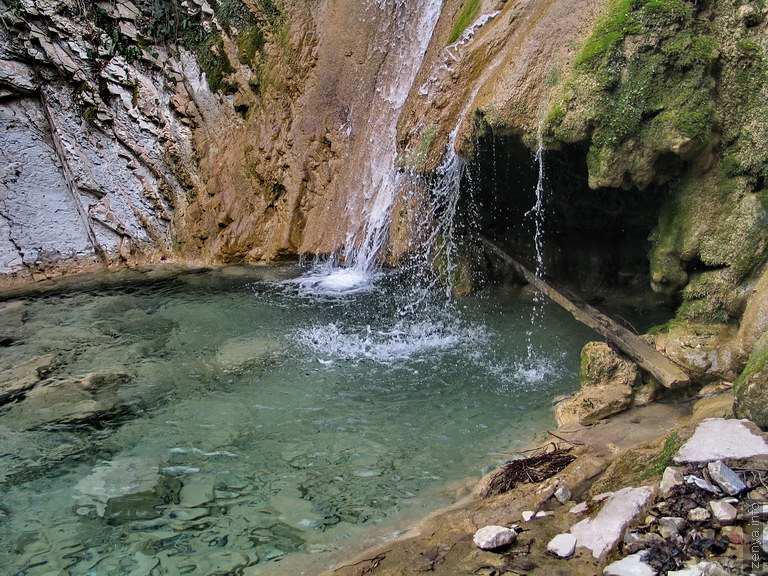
[734, 332, 768, 429]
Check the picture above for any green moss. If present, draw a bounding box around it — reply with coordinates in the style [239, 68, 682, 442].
[734, 333, 768, 429]
[83, 105, 99, 125]
[647, 432, 683, 478]
[447, 0, 481, 45]
[546, 0, 718, 188]
[574, 0, 638, 71]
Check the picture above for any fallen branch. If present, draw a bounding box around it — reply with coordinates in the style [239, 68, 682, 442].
[481, 237, 690, 389]
[547, 430, 585, 446]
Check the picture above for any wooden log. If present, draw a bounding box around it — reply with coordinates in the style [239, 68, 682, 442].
[481, 237, 690, 389]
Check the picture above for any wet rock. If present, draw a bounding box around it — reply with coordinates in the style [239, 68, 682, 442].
[603, 552, 656, 576]
[0, 354, 56, 404]
[555, 342, 638, 426]
[570, 486, 656, 559]
[547, 533, 577, 558]
[555, 383, 634, 427]
[673, 418, 768, 464]
[708, 499, 737, 524]
[707, 461, 746, 495]
[473, 525, 517, 550]
[74, 457, 178, 520]
[5, 371, 132, 430]
[660, 466, 685, 498]
[214, 338, 281, 372]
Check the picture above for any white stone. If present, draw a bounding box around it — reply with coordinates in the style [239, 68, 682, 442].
[707, 461, 746, 495]
[688, 507, 711, 522]
[674, 418, 768, 464]
[473, 525, 517, 550]
[667, 561, 729, 576]
[522, 510, 535, 521]
[570, 486, 656, 559]
[660, 466, 684, 498]
[603, 553, 656, 576]
[763, 524, 768, 555]
[709, 500, 737, 524]
[547, 533, 577, 558]
[554, 485, 572, 504]
[685, 474, 721, 494]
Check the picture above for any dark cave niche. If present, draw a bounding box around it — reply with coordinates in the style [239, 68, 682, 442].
[463, 132, 668, 302]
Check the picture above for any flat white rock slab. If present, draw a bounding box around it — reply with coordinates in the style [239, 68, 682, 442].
[570, 486, 656, 559]
[674, 418, 768, 464]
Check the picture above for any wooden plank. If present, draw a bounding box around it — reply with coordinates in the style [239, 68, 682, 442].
[481, 237, 690, 389]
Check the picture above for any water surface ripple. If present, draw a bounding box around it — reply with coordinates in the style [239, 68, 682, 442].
[0, 265, 596, 575]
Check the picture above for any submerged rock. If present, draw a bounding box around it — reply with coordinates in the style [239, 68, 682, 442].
[74, 457, 180, 520]
[5, 371, 132, 430]
[214, 338, 282, 372]
[0, 354, 57, 405]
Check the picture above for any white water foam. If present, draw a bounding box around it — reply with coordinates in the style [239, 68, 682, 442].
[285, 261, 380, 297]
[295, 319, 488, 364]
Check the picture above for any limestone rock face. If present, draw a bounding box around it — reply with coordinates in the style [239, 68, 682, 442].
[0, 1, 209, 285]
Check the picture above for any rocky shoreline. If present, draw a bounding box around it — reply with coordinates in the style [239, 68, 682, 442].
[320, 389, 768, 576]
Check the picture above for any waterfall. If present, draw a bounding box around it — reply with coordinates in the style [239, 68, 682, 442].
[524, 135, 548, 361]
[294, 0, 442, 296]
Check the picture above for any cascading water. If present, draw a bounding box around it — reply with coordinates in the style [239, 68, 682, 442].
[294, 0, 442, 296]
[523, 135, 548, 363]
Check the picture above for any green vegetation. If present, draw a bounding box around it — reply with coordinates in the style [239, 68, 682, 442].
[734, 333, 768, 428]
[546, 0, 719, 188]
[447, 0, 481, 44]
[647, 432, 683, 478]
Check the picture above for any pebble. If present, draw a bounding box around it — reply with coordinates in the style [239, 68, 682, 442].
[687, 507, 711, 522]
[657, 516, 685, 538]
[547, 533, 577, 558]
[554, 485, 572, 504]
[473, 525, 517, 550]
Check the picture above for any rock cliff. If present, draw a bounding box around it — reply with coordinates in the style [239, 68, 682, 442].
[1, 0, 767, 420]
